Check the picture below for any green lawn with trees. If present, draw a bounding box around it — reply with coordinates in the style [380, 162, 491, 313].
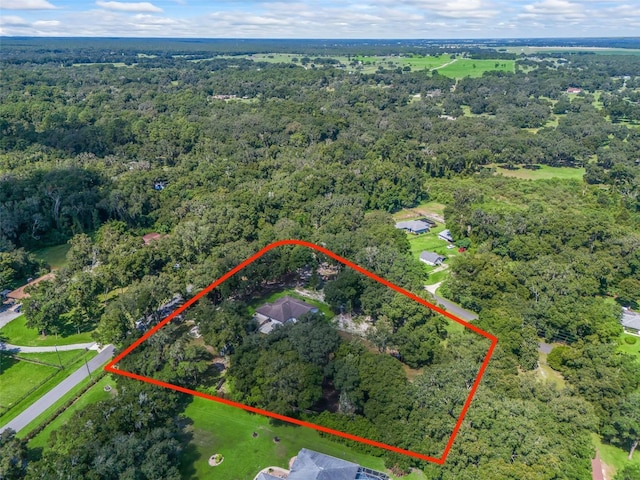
[0, 315, 94, 346]
[182, 396, 426, 480]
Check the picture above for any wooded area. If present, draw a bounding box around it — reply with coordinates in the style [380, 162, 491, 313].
[0, 38, 639, 479]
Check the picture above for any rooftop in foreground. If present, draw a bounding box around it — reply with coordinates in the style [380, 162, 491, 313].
[255, 448, 389, 480]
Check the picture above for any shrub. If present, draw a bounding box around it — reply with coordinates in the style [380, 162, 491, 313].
[623, 336, 637, 345]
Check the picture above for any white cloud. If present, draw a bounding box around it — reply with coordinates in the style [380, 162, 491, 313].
[0, 0, 637, 38]
[33, 19, 61, 26]
[522, 0, 581, 15]
[1, 0, 56, 10]
[0, 14, 29, 25]
[95, 1, 163, 12]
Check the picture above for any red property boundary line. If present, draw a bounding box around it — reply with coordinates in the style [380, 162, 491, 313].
[104, 239, 498, 465]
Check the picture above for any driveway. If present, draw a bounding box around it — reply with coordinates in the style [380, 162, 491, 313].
[0, 309, 22, 330]
[425, 282, 478, 322]
[0, 344, 114, 435]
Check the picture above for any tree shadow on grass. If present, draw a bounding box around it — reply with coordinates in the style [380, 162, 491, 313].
[177, 417, 199, 480]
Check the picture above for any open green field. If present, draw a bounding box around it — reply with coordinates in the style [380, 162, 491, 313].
[489, 164, 585, 181]
[436, 59, 515, 78]
[28, 374, 115, 449]
[356, 54, 452, 71]
[32, 243, 70, 270]
[0, 357, 59, 410]
[182, 396, 425, 480]
[0, 349, 98, 426]
[0, 315, 94, 346]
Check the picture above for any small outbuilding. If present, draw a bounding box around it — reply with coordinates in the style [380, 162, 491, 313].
[420, 251, 446, 266]
[438, 229, 454, 243]
[395, 220, 430, 235]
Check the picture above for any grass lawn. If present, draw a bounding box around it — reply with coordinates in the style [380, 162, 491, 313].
[425, 268, 449, 286]
[0, 315, 94, 346]
[28, 374, 115, 449]
[0, 349, 98, 426]
[408, 225, 454, 260]
[436, 59, 515, 78]
[617, 333, 640, 361]
[181, 396, 426, 480]
[488, 164, 585, 181]
[32, 243, 70, 270]
[0, 357, 59, 410]
[592, 433, 640, 477]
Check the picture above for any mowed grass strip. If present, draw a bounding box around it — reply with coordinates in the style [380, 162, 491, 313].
[0, 315, 94, 346]
[182, 396, 426, 480]
[27, 374, 115, 449]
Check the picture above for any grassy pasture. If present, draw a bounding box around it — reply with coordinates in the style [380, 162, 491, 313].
[0, 315, 94, 346]
[488, 164, 585, 181]
[0, 357, 59, 410]
[436, 59, 515, 78]
[0, 349, 98, 426]
[181, 396, 426, 480]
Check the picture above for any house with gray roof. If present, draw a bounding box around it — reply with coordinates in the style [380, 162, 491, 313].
[254, 448, 389, 480]
[420, 251, 446, 266]
[254, 296, 319, 334]
[255, 473, 281, 480]
[438, 229, 454, 243]
[395, 220, 430, 234]
[621, 308, 640, 336]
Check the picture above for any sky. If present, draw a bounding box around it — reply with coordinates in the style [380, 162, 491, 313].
[1, 0, 639, 38]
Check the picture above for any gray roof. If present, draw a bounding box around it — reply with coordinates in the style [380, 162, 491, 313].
[438, 229, 454, 242]
[420, 251, 445, 264]
[256, 474, 281, 480]
[255, 296, 317, 324]
[622, 309, 640, 331]
[288, 449, 359, 480]
[395, 220, 430, 232]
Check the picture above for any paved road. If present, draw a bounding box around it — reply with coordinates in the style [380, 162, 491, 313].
[1, 342, 97, 353]
[430, 294, 478, 322]
[1, 344, 114, 434]
[424, 282, 478, 322]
